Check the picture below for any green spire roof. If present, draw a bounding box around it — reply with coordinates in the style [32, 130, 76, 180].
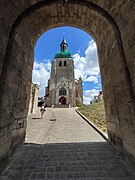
[54, 51, 71, 59]
[54, 38, 72, 59]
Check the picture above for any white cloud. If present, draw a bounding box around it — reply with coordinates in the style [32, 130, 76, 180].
[84, 89, 99, 97]
[73, 41, 101, 104]
[32, 60, 51, 97]
[84, 40, 99, 69]
[73, 40, 100, 83]
[83, 95, 92, 105]
[84, 76, 98, 83]
[73, 53, 86, 71]
[74, 69, 83, 80]
[83, 89, 100, 105]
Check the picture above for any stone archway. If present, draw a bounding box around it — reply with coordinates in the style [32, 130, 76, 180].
[59, 96, 66, 105]
[0, 0, 135, 161]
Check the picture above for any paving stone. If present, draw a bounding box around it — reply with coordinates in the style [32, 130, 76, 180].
[0, 108, 135, 179]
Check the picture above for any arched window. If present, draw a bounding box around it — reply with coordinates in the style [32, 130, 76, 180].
[64, 61, 67, 66]
[59, 61, 62, 66]
[59, 88, 66, 96]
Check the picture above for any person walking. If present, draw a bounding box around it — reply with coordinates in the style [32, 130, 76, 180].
[40, 104, 46, 119]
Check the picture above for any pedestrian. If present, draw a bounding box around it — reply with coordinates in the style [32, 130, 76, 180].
[40, 104, 46, 119]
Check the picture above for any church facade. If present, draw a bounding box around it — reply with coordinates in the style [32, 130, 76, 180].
[45, 38, 83, 107]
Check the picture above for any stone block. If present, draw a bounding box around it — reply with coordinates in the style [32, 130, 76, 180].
[0, 126, 11, 159]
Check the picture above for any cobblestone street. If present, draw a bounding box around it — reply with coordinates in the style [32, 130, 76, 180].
[25, 108, 106, 144]
[0, 108, 135, 179]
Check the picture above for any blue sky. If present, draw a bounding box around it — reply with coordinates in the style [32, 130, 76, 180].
[33, 26, 102, 104]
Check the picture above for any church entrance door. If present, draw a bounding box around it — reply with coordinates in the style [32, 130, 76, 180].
[59, 96, 66, 105]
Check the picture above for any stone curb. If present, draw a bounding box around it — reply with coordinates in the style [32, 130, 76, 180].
[76, 109, 109, 142]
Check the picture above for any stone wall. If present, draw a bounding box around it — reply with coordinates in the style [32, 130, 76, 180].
[28, 83, 39, 114]
[0, 0, 135, 161]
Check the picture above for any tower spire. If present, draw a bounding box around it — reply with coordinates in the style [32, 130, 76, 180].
[60, 37, 68, 52]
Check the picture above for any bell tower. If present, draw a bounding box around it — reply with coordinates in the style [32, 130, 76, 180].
[45, 37, 82, 107]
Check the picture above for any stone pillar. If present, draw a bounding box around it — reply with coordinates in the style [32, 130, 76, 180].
[28, 83, 39, 114]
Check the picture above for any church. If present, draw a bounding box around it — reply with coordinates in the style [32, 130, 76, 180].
[44, 38, 83, 107]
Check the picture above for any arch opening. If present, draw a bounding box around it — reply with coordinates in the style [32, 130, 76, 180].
[59, 61, 62, 66]
[59, 96, 66, 105]
[64, 61, 67, 66]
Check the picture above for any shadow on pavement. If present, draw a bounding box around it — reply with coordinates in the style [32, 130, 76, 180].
[0, 142, 134, 179]
[32, 117, 41, 120]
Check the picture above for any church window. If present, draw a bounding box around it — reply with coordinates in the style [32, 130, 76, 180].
[59, 61, 62, 66]
[59, 88, 66, 95]
[64, 61, 67, 66]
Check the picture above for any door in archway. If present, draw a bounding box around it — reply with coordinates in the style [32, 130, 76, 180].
[59, 96, 66, 105]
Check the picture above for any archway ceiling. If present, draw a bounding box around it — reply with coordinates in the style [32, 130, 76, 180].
[11, 1, 116, 47]
[1, 0, 133, 60]
[0, 0, 130, 37]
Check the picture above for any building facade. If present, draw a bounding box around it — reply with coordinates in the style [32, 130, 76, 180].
[45, 38, 83, 107]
